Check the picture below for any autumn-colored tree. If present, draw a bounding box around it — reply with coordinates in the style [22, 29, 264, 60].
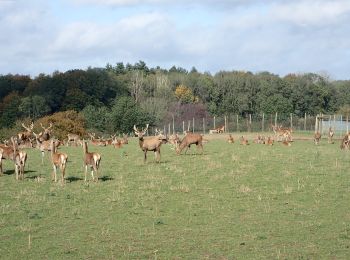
[35, 110, 86, 141]
[174, 85, 198, 104]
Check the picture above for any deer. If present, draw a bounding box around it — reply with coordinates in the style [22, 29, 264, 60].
[39, 123, 53, 141]
[33, 132, 61, 164]
[12, 138, 27, 180]
[282, 140, 292, 146]
[168, 133, 180, 149]
[17, 122, 34, 144]
[314, 132, 321, 145]
[82, 141, 101, 182]
[240, 136, 249, 145]
[328, 127, 335, 144]
[88, 133, 106, 146]
[134, 124, 167, 163]
[121, 134, 129, 144]
[227, 134, 234, 143]
[50, 139, 68, 185]
[0, 137, 27, 179]
[176, 132, 203, 155]
[340, 133, 350, 150]
[67, 133, 81, 146]
[266, 136, 274, 146]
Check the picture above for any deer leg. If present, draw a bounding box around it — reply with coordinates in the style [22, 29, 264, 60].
[84, 165, 88, 182]
[144, 150, 147, 163]
[93, 164, 98, 182]
[15, 164, 19, 180]
[60, 165, 65, 185]
[41, 151, 45, 165]
[52, 165, 57, 182]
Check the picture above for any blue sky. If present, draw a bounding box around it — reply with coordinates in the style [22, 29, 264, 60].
[1, 0, 350, 79]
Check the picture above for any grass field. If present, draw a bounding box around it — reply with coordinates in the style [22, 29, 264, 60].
[1, 134, 350, 259]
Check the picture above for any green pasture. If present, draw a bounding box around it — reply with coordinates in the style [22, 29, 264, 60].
[0, 136, 350, 259]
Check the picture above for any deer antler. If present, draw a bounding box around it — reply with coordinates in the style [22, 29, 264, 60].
[133, 125, 139, 134]
[22, 122, 34, 132]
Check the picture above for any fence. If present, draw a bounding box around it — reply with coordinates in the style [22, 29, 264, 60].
[155, 113, 350, 137]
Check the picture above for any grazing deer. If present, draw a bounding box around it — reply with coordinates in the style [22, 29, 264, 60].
[50, 139, 68, 185]
[240, 136, 249, 145]
[83, 141, 101, 182]
[17, 122, 34, 144]
[67, 133, 81, 146]
[314, 132, 321, 145]
[176, 132, 203, 155]
[328, 127, 335, 144]
[227, 134, 234, 143]
[134, 124, 167, 163]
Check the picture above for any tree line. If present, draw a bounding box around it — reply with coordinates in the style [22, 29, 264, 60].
[1, 60, 350, 135]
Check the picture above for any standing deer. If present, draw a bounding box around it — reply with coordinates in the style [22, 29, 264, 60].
[176, 132, 203, 155]
[51, 139, 68, 185]
[227, 134, 234, 143]
[83, 141, 101, 182]
[67, 133, 81, 146]
[0, 137, 27, 179]
[328, 127, 334, 144]
[314, 132, 321, 145]
[17, 122, 34, 144]
[33, 132, 61, 164]
[134, 124, 167, 163]
[40, 123, 53, 141]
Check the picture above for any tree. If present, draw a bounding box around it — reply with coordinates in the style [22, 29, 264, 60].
[19, 95, 50, 119]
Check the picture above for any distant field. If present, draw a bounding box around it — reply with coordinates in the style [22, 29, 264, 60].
[0, 134, 350, 259]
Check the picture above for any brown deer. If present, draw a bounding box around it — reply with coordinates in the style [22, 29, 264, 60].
[340, 133, 350, 150]
[121, 134, 129, 144]
[240, 136, 249, 145]
[169, 133, 180, 149]
[67, 133, 81, 146]
[0, 137, 27, 179]
[40, 123, 53, 141]
[282, 140, 292, 146]
[227, 134, 234, 143]
[328, 127, 335, 144]
[176, 132, 203, 155]
[17, 122, 34, 144]
[33, 132, 61, 164]
[113, 139, 123, 149]
[83, 141, 101, 182]
[134, 124, 167, 162]
[50, 139, 68, 185]
[266, 136, 274, 146]
[88, 133, 106, 146]
[12, 138, 27, 180]
[314, 132, 321, 145]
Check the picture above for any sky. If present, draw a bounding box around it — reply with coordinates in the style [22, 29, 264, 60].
[0, 0, 350, 79]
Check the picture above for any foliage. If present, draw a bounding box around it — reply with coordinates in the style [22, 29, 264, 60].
[35, 110, 86, 140]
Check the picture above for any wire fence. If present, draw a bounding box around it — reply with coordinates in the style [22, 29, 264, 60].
[155, 113, 350, 138]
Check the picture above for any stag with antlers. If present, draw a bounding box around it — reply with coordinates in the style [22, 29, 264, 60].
[83, 141, 101, 182]
[176, 132, 203, 155]
[17, 122, 34, 144]
[39, 123, 53, 141]
[134, 124, 167, 163]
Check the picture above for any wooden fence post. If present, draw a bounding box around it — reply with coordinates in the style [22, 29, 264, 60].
[304, 113, 307, 131]
[224, 116, 227, 133]
[262, 113, 265, 132]
[203, 118, 205, 134]
[275, 112, 278, 127]
[182, 121, 185, 134]
[236, 115, 239, 132]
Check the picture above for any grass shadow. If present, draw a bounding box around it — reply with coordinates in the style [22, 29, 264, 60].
[66, 176, 84, 182]
[99, 176, 114, 182]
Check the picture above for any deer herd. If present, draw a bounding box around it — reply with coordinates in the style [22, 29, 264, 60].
[0, 122, 347, 185]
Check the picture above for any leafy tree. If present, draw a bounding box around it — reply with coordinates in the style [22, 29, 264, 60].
[0, 91, 22, 128]
[19, 95, 50, 119]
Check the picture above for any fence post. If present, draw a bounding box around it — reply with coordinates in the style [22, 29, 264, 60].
[236, 115, 239, 132]
[182, 121, 185, 134]
[340, 115, 343, 137]
[213, 116, 216, 130]
[304, 113, 307, 131]
[224, 116, 227, 133]
[172, 114, 175, 135]
[275, 112, 278, 127]
[249, 114, 252, 132]
[262, 113, 265, 132]
[168, 123, 171, 135]
[290, 113, 293, 130]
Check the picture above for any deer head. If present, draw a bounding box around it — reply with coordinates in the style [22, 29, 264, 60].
[133, 124, 149, 138]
